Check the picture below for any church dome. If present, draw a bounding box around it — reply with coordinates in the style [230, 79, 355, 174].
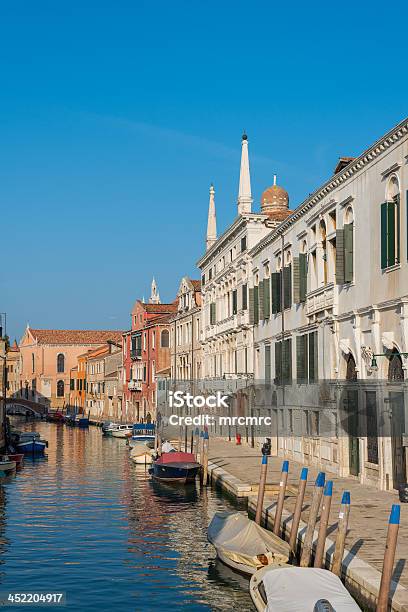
[261, 177, 289, 221]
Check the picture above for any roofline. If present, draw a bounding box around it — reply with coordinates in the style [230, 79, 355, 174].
[250, 115, 408, 257]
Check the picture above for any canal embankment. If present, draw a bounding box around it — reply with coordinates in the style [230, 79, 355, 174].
[207, 437, 408, 611]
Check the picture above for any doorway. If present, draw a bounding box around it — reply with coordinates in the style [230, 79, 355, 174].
[389, 350, 406, 489]
[346, 354, 360, 477]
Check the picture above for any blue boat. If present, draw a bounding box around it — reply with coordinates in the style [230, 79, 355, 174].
[128, 423, 156, 448]
[16, 432, 47, 455]
[149, 451, 200, 484]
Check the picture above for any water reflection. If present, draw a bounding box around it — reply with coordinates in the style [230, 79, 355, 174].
[0, 420, 253, 611]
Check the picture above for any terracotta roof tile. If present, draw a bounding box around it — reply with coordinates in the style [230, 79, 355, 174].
[28, 329, 124, 345]
[143, 303, 177, 314]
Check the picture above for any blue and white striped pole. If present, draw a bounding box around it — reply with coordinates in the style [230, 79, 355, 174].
[273, 460, 289, 536]
[377, 504, 400, 612]
[332, 491, 351, 576]
[314, 480, 333, 568]
[255, 455, 268, 525]
[289, 467, 308, 553]
[300, 472, 326, 567]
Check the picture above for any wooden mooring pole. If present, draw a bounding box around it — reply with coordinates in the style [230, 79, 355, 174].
[377, 504, 400, 612]
[300, 472, 325, 567]
[255, 455, 268, 526]
[184, 425, 188, 452]
[190, 429, 194, 453]
[201, 431, 209, 486]
[194, 427, 199, 454]
[273, 460, 289, 536]
[332, 491, 350, 576]
[314, 480, 333, 568]
[289, 467, 308, 554]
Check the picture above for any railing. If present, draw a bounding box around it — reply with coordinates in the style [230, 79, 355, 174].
[130, 349, 142, 360]
[128, 380, 142, 391]
[306, 283, 335, 316]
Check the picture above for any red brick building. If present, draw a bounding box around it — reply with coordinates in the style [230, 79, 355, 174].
[123, 279, 176, 423]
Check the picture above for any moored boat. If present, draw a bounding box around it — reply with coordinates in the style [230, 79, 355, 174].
[111, 424, 133, 438]
[149, 451, 200, 484]
[130, 443, 153, 464]
[16, 432, 47, 455]
[2, 453, 24, 469]
[46, 411, 65, 423]
[0, 460, 16, 474]
[128, 423, 156, 447]
[249, 565, 360, 611]
[207, 512, 290, 576]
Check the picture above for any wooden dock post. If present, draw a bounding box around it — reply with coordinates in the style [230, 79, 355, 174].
[201, 431, 209, 486]
[178, 426, 183, 451]
[314, 480, 333, 568]
[184, 425, 188, 452]
[377, 504, 401, 612]
[190, 429, 194, 453]
[255, 455, 268, 526]
[289, 467, 308, 554]
[332, 491, 350, 576]
[300, 472, 325, 567]
[273, 460, 289, 536]
[199, 430, 204, 462]
[194, 427, 199, 454]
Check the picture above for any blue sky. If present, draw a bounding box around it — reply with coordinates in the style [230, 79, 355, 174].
[2, 0, 407, 340]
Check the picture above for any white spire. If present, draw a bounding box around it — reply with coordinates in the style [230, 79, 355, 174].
[237, 133, 252, 215]
[149, 277, 161, 304]
[206, 183, 217, 251]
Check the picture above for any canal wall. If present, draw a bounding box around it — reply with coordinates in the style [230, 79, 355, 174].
[207, 459, 408, 612]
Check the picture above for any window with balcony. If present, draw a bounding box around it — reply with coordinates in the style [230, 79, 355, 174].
[275, 338, 292, 384]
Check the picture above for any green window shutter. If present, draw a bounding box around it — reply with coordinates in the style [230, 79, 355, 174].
[248, 288, 254, 324]
[275, 341, 282, 384]
[258, 282, 264, 320]
[282, 338, 292, 383]
[395, 194, 400, 264]
[308, 331, 318, 382]
[232, 289, 237, 315]
[210, 302, 216, 325]
[387, 200, 396, 267]
[265, 345, 271, 381]
[344, 222, 354, 283]
[299, 253, 307, 302]
[380, 202, 388, 269]
[263, 278, 270, 319]
[296, 334, 308, 383]
[336, 228, 345, 284]
[242, 284, 248, 310]
[273, 272, 282, 313]
[283, 265, 292, 309]
[253, 286, 259, 324]
[293, 257, 300, 303]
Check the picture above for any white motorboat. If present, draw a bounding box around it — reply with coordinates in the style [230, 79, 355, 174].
[130, 443, 153, 464]
[111, 424, 133, 438]
[102, 422, 120, 436]
[207, 512, 290, 576]
[128, 434, 156, 448]
[249, 565, 361, 611]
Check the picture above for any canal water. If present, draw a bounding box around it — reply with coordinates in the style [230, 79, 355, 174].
[0, 420, 254, 611]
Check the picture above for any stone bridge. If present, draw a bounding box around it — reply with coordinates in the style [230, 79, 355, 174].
[5, 398, 48, 417]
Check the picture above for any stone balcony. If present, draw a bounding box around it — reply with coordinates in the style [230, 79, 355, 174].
[306, 282, 335, 316]
[128, 380, 142, 391]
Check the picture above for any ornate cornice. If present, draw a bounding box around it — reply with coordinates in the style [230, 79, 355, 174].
[250, 116, 408, 257]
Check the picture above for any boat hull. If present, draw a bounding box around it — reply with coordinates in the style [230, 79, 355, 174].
[0, 460, 16, 474]
[2, 454, 24, 468]
[111, 430, 132, 438]
[149, 462, 200, 484]
[16, 440, 46, 455]
[131, 453, 153, 465]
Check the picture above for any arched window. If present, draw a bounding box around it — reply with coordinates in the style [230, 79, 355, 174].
[161, 330, 169, 348]
[57, 380, 65, 397]
[320, 220, 327, 285]
[381, 175, 400, 269]
[388, 349, 404, 381]
[346, 353, 357, 381]
[343, 207, 354, 283]
[57, 353, 65, 373]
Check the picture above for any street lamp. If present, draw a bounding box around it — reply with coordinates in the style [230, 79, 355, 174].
[370, 352, 408, 372]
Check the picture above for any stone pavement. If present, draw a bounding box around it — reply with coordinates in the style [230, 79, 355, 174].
[208, 437, 408, 592]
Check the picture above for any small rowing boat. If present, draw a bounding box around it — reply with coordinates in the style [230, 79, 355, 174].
[207, 512, 290, 576]
[249, 565, 360, 611]
[2, 454, 24, 469]
[130, 443, 153, 464]
[16, 432, 47, 455]
[0, 459, 16, 474]
[149, 451, 200, 484]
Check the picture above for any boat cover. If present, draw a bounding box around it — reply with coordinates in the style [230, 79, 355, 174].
[130, 444, 153, 458]
[156, 452, 197, 465]
[262, 566, 360, 611]
[208, 512, 290, 570]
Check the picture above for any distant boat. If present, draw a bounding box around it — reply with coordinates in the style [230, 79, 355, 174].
[149, 451, 200, 484]
[249, 565, 360, 611]
[46, 411, 65, 423]
[102, 422, 119, 436]
[207, 512, 290, 576]
[111, 424, 133, 438]
[0, 459, 16, 474]
[16, 432, 47, 455]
